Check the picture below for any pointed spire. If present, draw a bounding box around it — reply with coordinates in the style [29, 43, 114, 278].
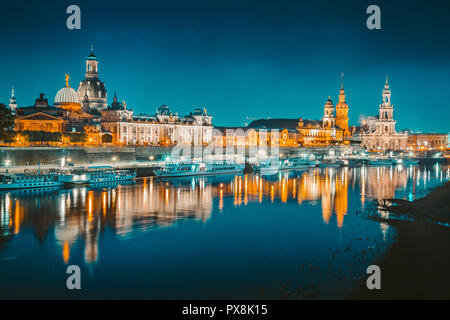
[87, 45, 97, 61]
[341, 73, 344, 90]
[113, 91, 118, 102]
[9, 85, 17, 106]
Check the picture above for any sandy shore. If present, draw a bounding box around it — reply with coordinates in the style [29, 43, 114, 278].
[354, 181, 450, 299]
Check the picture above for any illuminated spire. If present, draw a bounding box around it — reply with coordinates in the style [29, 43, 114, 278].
[9, 85, 17, 112]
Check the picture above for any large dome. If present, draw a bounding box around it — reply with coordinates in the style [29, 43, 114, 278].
[55, 86, 80, 105]
[54, 75, 82, 111]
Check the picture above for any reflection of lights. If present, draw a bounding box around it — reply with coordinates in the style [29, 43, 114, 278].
[63, 241, 70, 264]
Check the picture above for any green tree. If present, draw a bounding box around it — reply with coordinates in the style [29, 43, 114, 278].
[65, 132, 87, 144]
[0, 103, 15, 143]
[23, 131, 61, 144]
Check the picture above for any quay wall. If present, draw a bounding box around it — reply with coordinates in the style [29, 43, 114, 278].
[0, 144, 383, 167]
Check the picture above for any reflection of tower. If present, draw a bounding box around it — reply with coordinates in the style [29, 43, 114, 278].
[321, 172, 334, 223]
[335, 73, 349, 136]
[334, 168, 348, 228]
[322, 97, 335, 128]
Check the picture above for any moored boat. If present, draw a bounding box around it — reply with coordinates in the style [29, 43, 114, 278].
[279, 157, 315, 171]
[320, 159, 345, 168]
[154, 161, 244, 177]
[86, 167, 136, 183]
[56, 170, 91, 185]
[392, 158, 419, 166]
[0, 173, 64, 190]
[367, 157, 393, 166]
[256, 158, 280, 175]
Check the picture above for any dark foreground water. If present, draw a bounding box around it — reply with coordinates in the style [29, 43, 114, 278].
[0, 163, 448, 299]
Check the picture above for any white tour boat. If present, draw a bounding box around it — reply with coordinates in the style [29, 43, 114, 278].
[86, 167, 137, 183]
[279, 157, 315, 171]
[392, 158, 419, 166]
[154, 161, 244, 177]
[0, 173, 64, 190]
[256, 158, 280, 176]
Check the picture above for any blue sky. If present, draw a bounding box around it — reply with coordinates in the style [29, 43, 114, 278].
[0, 0, 449, 132]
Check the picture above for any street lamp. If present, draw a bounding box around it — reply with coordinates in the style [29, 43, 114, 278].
[60, 157, 66, 169]
[5, 159, 11, 174]
[112, 156, 117, 167]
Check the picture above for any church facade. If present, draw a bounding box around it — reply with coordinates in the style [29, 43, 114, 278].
[360, 77, 408, 151]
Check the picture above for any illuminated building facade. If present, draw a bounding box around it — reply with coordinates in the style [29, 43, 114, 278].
[361, 77, 408, 151]
[101, 102, 213, 146]
[14, 76, 95, 135]
[407, 133, 448, 151]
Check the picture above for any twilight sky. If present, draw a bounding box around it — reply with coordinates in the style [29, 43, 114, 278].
[0, 0, 449, 132]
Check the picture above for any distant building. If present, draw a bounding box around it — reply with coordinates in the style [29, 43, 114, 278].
[361, 77, 408, 151]
[335, 74, 350, 137]
[407, 133, 448, 150]
[242, 76, 350, 147]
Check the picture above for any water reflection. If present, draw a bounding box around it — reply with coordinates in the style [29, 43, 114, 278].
[0, 164, 448, 268]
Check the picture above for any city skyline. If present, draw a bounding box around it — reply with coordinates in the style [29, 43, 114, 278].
[1, 0, 449, 133]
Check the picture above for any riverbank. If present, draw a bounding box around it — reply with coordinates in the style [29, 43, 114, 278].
[354, 181, 450, 299]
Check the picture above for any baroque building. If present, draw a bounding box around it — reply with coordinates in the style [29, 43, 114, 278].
[14, 75, 94, 134]
[77, 47, 108, 111]
[101, 99, 213, 146]
[224, 77, 351, 148]
[335, 75, 350, 137]
[361, 77, 408, 151]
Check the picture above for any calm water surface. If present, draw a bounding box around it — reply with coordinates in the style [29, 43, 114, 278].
[0, 164, 448, 299]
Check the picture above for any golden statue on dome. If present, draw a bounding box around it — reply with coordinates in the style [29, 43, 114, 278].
[65, 74, 70, 87]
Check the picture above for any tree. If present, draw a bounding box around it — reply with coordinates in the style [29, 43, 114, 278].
[64, 132, 87, 144]
[23, 131, 61, 144]
[0, 103, 15, 142]
[101, 133, 113, 144]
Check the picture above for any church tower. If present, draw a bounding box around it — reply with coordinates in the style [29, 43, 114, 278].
[322, 96, 335, 128]
[85, 45, 98, 78]
[9, 86, 17, 114]
[77, 46, 108, 111]
[377, 76, 397, 134]
[335, 73, 349, 135]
